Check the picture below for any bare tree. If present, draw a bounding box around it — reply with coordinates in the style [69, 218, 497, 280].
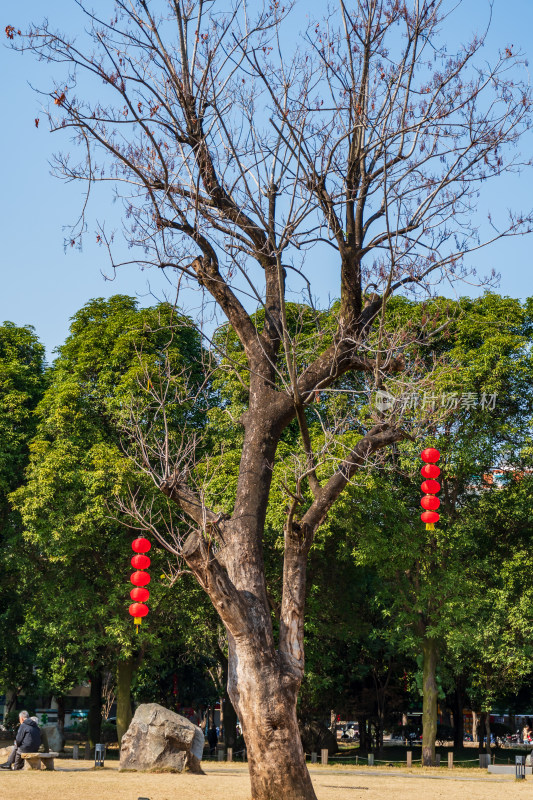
[10, 0, 532, 794]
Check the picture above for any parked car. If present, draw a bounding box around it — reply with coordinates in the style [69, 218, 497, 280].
[70, 709, 89, 720]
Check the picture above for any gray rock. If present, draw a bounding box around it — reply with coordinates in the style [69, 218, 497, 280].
[119, 703, 204, 773]
[41, 723, 65, 753]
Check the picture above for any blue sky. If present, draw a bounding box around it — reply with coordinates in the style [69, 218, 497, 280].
[1, 0, 533, 360]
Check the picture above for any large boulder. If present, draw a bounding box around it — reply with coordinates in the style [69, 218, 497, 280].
[119, 703, 204, 773]
[40, 724, 65, 753]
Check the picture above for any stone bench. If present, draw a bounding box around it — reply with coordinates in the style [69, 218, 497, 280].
[21, 752, 59, 770]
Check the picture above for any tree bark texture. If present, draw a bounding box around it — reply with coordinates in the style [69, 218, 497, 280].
[227, 638, 316, 800]
[116, 658, 134, 745]
[421, 638, 438, 766]
[88, 670, 102, 750]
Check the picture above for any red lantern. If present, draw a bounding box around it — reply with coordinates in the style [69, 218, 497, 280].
[130, 587, 150, 602]
[421, 464, 440, 479]
[131, 554, 151, 570]
[131, 570, 151, 587]
[421, 495, 440, 511]
[129, 537, 151, 630]
[132, 537, 151, 553]
[421, 479, 441, 494]
[421, 510, 439, 525]
[421, 448, 440, 463]
[420, 448, 441, 530]
[129, 603, 149, 620]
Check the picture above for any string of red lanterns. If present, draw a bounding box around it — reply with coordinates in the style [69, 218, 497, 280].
[129, 537, 151, 632]
[420, 448, 441, 530]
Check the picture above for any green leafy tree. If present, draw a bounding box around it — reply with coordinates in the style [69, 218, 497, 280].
[446, 474, 533, 752]
[11, 296, 205, 744]
[0, 322, 46, 711]
[354, 293, 533, 764]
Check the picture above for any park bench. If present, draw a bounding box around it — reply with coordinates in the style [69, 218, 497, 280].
[20, 752, 59, 770]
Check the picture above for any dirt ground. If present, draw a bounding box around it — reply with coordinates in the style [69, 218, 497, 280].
[0, 761, 531, 800]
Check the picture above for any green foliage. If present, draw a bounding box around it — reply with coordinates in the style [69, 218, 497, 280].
[10, 296, 207, 695]
[0, 322, 46, 695]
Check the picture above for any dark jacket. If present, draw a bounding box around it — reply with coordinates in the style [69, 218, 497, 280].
[15, 718, 41, 752]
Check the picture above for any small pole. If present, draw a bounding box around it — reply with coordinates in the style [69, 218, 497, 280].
[227, 747, 233, 762]
[368, 754, 374, 766]
[447, 751, 453, 769]
[311, 752, 317, 764]
[435, 754, 441, 766]
[72, 744, 79, 760]
[321, 748, 328, 765]
[406, 750, 412, 767]
[356, 755, 359, 765]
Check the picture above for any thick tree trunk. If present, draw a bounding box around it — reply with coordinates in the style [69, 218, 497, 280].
[421, 638, 438, 766]
[88, 670, 102, 750]
[116, 658, 134, 745]
[227, 641, 317, 800]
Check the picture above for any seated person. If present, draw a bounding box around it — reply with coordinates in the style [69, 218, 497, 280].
[0, 711, 41, 770]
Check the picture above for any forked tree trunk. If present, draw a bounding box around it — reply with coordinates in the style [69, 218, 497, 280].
[227, 642, 316, 800]
[164, 385, 404, 799]
[421, 638, 438, 766]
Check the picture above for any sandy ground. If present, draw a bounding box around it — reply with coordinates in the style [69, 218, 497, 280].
[0, 761, 531, 800]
